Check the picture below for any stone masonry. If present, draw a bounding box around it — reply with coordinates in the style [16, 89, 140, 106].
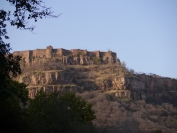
[13, 45, 120, 67]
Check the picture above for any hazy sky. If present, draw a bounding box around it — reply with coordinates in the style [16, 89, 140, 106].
[1, 0, 177, 78]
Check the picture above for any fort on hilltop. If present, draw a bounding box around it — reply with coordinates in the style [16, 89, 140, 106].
[13, 45, 120, 67]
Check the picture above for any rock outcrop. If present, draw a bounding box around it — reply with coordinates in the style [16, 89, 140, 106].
[14, 46, 177, 106]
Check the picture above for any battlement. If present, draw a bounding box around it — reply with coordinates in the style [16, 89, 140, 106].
[13, 46, 120, 66]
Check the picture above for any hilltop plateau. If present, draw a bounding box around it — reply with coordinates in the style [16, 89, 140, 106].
[14, 46, 177, 132]
[14, 46, 177, 106]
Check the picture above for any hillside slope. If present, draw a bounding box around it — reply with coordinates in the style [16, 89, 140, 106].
[14, 46, 177, 106]
[14, 46, 177, 132]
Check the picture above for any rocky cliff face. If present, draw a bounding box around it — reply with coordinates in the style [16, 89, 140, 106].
[137, 74, 177, 106]
[16, 64, 177, 105]
[18, 70, 73, 85]
[14, 47, 177, 106]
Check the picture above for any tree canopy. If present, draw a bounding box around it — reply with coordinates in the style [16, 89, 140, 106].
[0, 1, 59, 132]
[28, 91, 97, 133]
[0, 0, 58, 98]
[0, 2, 98, 132]
[0, 0, 61, 101]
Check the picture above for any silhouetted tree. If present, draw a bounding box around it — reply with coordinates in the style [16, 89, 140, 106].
[0, 0, 59, 97]
[29, 91, 97, 133]
[0, 80, 29, 133]
[0, 1, 58, 132]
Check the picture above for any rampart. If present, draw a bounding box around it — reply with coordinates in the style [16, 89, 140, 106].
[13, 45, 120, 66]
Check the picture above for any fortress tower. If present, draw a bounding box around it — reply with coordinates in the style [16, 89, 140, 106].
[95, 50, 100, 58]
[26, 50, 33, 66]
[46, 45, 53, 58]
[84, 49, 88, 55]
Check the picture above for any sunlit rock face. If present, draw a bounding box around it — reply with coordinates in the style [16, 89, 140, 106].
[16, 70, 76, 98]
[14, 46, 177, 103]
[103, 76, 146, 100]
[18, 70, 73, 85]
[112, 77, 145, 90]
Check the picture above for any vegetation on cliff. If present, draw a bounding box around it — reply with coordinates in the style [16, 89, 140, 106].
[1, 1, 96, 132]
[77, 91, 177, 133]
[1, 1, 177, 133]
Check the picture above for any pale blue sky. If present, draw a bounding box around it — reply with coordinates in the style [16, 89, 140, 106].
[1, 0, 177, 78]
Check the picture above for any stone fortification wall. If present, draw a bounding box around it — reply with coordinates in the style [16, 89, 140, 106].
[13, 50, 30, 57]
[33, 49, 46, 58]
[102, 51, 117, 63]
[13, 50, 32, 66]
[13, 45, 119, 66]
[53, 48, 72, 57]
[60, 48, 72, 56]
[71, 49, 87, 56]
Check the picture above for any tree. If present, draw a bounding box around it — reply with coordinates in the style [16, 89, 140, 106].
[0, 80, 29, 133]
[1, 0, 59, 30]
[121, 61, 126, 68]
[0, 1, 58, 132]
[94, 57, 102, 65]
[129, 68, 135, 75]
[29, 91, 97, 133]
[153, 130, 163, 133]
[0, 0, 58, 100]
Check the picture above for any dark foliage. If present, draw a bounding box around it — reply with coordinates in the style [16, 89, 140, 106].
[28, 91, 98, 133]
[0, 1, 58, 132]
[2, 0, 59, 31]
[0, 80, 29, 133]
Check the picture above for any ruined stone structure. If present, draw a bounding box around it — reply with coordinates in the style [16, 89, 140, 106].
[14, 46, 177, 104]
[13, 45, 119, 67]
